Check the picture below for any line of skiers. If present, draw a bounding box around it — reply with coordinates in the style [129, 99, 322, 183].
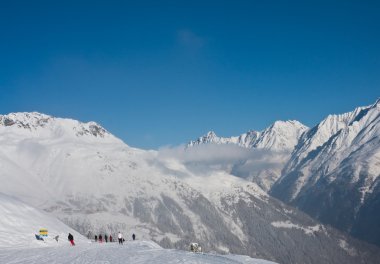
[94, 234, 111, 243]
[38, 231, 135, 247]
[92, 232, 136, 244]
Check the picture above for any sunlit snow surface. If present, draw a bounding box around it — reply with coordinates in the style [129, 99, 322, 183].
[0, 241, 276, 264]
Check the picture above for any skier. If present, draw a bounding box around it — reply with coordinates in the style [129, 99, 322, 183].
[99, 234, 103, 243]
[132, 233, 136, 241]
[105, 234, 108, 243]
[35, 234, 44, 241]
[109, 235, 113, 243]
[118, 232, 123, 244]
[95, 235, 98, 242]
[68, 233, 75, 246]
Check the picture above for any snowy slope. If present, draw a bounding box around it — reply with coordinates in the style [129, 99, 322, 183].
[271, 98, 380, 246]
[0, 193, 87, 248]
[0, 112, 379, 264]
[0, 240, 277, 264]
[0, 193, 276, 264]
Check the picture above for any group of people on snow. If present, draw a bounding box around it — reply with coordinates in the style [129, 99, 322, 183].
[94, 234, 112, 243]
[36, 231, 137, 246]
[62, 231, 137, 246]
[91, 232, 136, 244]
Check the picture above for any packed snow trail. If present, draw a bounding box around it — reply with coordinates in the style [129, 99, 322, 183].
[0, 241, 276, 264]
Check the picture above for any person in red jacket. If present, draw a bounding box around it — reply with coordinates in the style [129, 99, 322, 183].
[68, 233, 75, 246]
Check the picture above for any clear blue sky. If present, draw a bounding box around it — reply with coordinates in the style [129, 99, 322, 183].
[0, 1, 379, 149]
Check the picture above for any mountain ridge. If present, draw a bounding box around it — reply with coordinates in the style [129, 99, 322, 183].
[188, 120, 308, 152]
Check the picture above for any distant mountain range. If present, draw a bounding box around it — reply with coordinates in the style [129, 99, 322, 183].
[0, 100, 379, 264]
[188, 98, 380, 247]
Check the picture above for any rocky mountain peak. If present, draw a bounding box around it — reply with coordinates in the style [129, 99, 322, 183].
[0, 112, 121, 143]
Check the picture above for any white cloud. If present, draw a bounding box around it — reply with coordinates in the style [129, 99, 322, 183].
[156, 144, 288, 180]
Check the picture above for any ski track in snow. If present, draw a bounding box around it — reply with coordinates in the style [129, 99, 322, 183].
[0, 241, 276, 264]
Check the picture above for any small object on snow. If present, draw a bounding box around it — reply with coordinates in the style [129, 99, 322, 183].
[39, 228, 48, 237]
[190, 242, 202, 253]
[35, 234, 44, 241]
[54, 235, 59, 242]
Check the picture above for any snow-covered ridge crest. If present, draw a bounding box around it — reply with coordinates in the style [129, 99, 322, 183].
[188, 120, 308, 152]
[282, 97, 380, 179]
[287, 98, 380, 165]
[0, 112, 122, 144]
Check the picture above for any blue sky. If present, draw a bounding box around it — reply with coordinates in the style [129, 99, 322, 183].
[0, 1, 379, 149]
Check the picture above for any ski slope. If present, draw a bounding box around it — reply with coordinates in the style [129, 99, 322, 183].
[0, 193, 276, 264]
[0, 241, 277, 264]
[0, 193, 87, 249]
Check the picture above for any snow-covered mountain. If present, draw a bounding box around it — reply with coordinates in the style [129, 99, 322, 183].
[0, 112, 379, 264]
[186, 99, 380, 247]
[271, 99, 380, 246]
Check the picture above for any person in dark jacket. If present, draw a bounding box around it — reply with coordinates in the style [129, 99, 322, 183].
[68, 233, 75, 246]
[99, 234, 103, 243]
[109, 235, 113, 243]
[132, 233, 136, 241]
[95, 235, 98, 242]
[105, 234, 108, 243]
